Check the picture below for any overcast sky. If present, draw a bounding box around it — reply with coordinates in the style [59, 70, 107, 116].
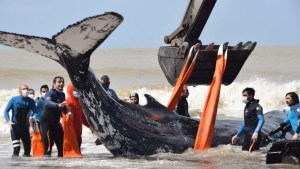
[0, 0, 300, 48]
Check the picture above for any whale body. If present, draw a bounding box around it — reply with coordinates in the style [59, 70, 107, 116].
[0, 12, 287, 156]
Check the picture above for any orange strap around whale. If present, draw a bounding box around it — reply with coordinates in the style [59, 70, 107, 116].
[167, 44, 200, 111]
[62, 114, 82, 157]
[194, 44, 227, 149]
[31, 122, 44, 157]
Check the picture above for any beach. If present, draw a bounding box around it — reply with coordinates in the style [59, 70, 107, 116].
[0, 46, 300, 168]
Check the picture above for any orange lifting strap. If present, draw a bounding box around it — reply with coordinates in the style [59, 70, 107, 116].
[31, 121, 44, 157]
[62, 114, 82, 158]
[194, 44, 227, 149]
[167, 44, 200, 111]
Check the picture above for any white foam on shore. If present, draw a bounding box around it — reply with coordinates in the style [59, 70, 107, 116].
[128, 77, 299, 116]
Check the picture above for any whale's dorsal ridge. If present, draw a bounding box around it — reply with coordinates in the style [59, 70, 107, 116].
[53, 12, 124, 55]
[143, 94, 170, 111]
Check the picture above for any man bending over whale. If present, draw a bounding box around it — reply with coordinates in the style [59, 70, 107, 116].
[268, 92, 300, 140]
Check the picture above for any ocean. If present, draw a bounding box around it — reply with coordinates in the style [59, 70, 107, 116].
[0, 46, 300, 168]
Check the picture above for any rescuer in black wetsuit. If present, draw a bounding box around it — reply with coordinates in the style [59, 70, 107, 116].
[232, 87, 264, 151]
[4, 84, 37, 157]
[40, 76, 67, 157]
[175, 85, 190, 117]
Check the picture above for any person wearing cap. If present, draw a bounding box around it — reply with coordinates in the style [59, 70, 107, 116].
[129, 92, 139, 104]
[100, 75, 119, 100]
[174, 85, 190, 117]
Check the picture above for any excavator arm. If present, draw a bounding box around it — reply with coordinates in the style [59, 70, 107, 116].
[158, 0, 256, 86]
[164, 0, 217, 47]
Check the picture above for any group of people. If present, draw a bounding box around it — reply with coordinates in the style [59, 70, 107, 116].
[4, 76, 90, 157]
[4, 73, 300, 157]
[100, 74, 139, 105]
[173, 86, 300, 152]
[231, 88, 300, 152]
[3, 74, 142, 157]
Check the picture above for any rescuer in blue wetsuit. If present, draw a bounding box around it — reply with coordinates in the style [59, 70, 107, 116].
[4, 84, 37, 157]
[269, 92, 300, 140]
[35, 84, 49, 126]
[232, 87, 264, 151]
[40, 76, 67, 157]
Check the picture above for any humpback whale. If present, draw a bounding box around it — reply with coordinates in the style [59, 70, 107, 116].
[0, 12, 288, 156]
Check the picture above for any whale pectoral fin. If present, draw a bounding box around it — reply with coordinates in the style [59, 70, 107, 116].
[0, 31, 61, 63]
[53, 12, 123, 55]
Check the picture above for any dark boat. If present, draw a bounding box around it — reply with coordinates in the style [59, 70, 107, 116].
[158, 0, 257, 86]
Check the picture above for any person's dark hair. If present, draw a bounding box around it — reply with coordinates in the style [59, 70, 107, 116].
[28, 88, 35, 94]
[40, 84, 49, 92]
[101, 75, 109, 81]
[286, 92, 299, 105]
[242, 87, 255, 97]
[53, 76, 64, 83]
[52, 76, 64, 88]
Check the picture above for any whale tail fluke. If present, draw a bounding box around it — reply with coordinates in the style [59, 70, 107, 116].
[0, 12, 123, 69]
[53, 12, 123, 59]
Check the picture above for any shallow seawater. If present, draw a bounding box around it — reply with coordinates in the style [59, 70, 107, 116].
[0, 136, 298, 169]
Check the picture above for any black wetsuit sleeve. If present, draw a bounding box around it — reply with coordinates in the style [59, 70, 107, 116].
[44, 90, 59, 108]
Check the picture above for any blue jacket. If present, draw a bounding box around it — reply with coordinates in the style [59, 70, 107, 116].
[106, 88, 119, 100]
[283, 104, 300, 134]
[36, 97, 45, 122]
[4, 95, 37, 125]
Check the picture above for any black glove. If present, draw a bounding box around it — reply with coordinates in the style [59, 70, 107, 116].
[296, 126, 300, 134]
[269, 122, 287, 136]
[278, 124, 292, 138]
[282, 124, 292, 133]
